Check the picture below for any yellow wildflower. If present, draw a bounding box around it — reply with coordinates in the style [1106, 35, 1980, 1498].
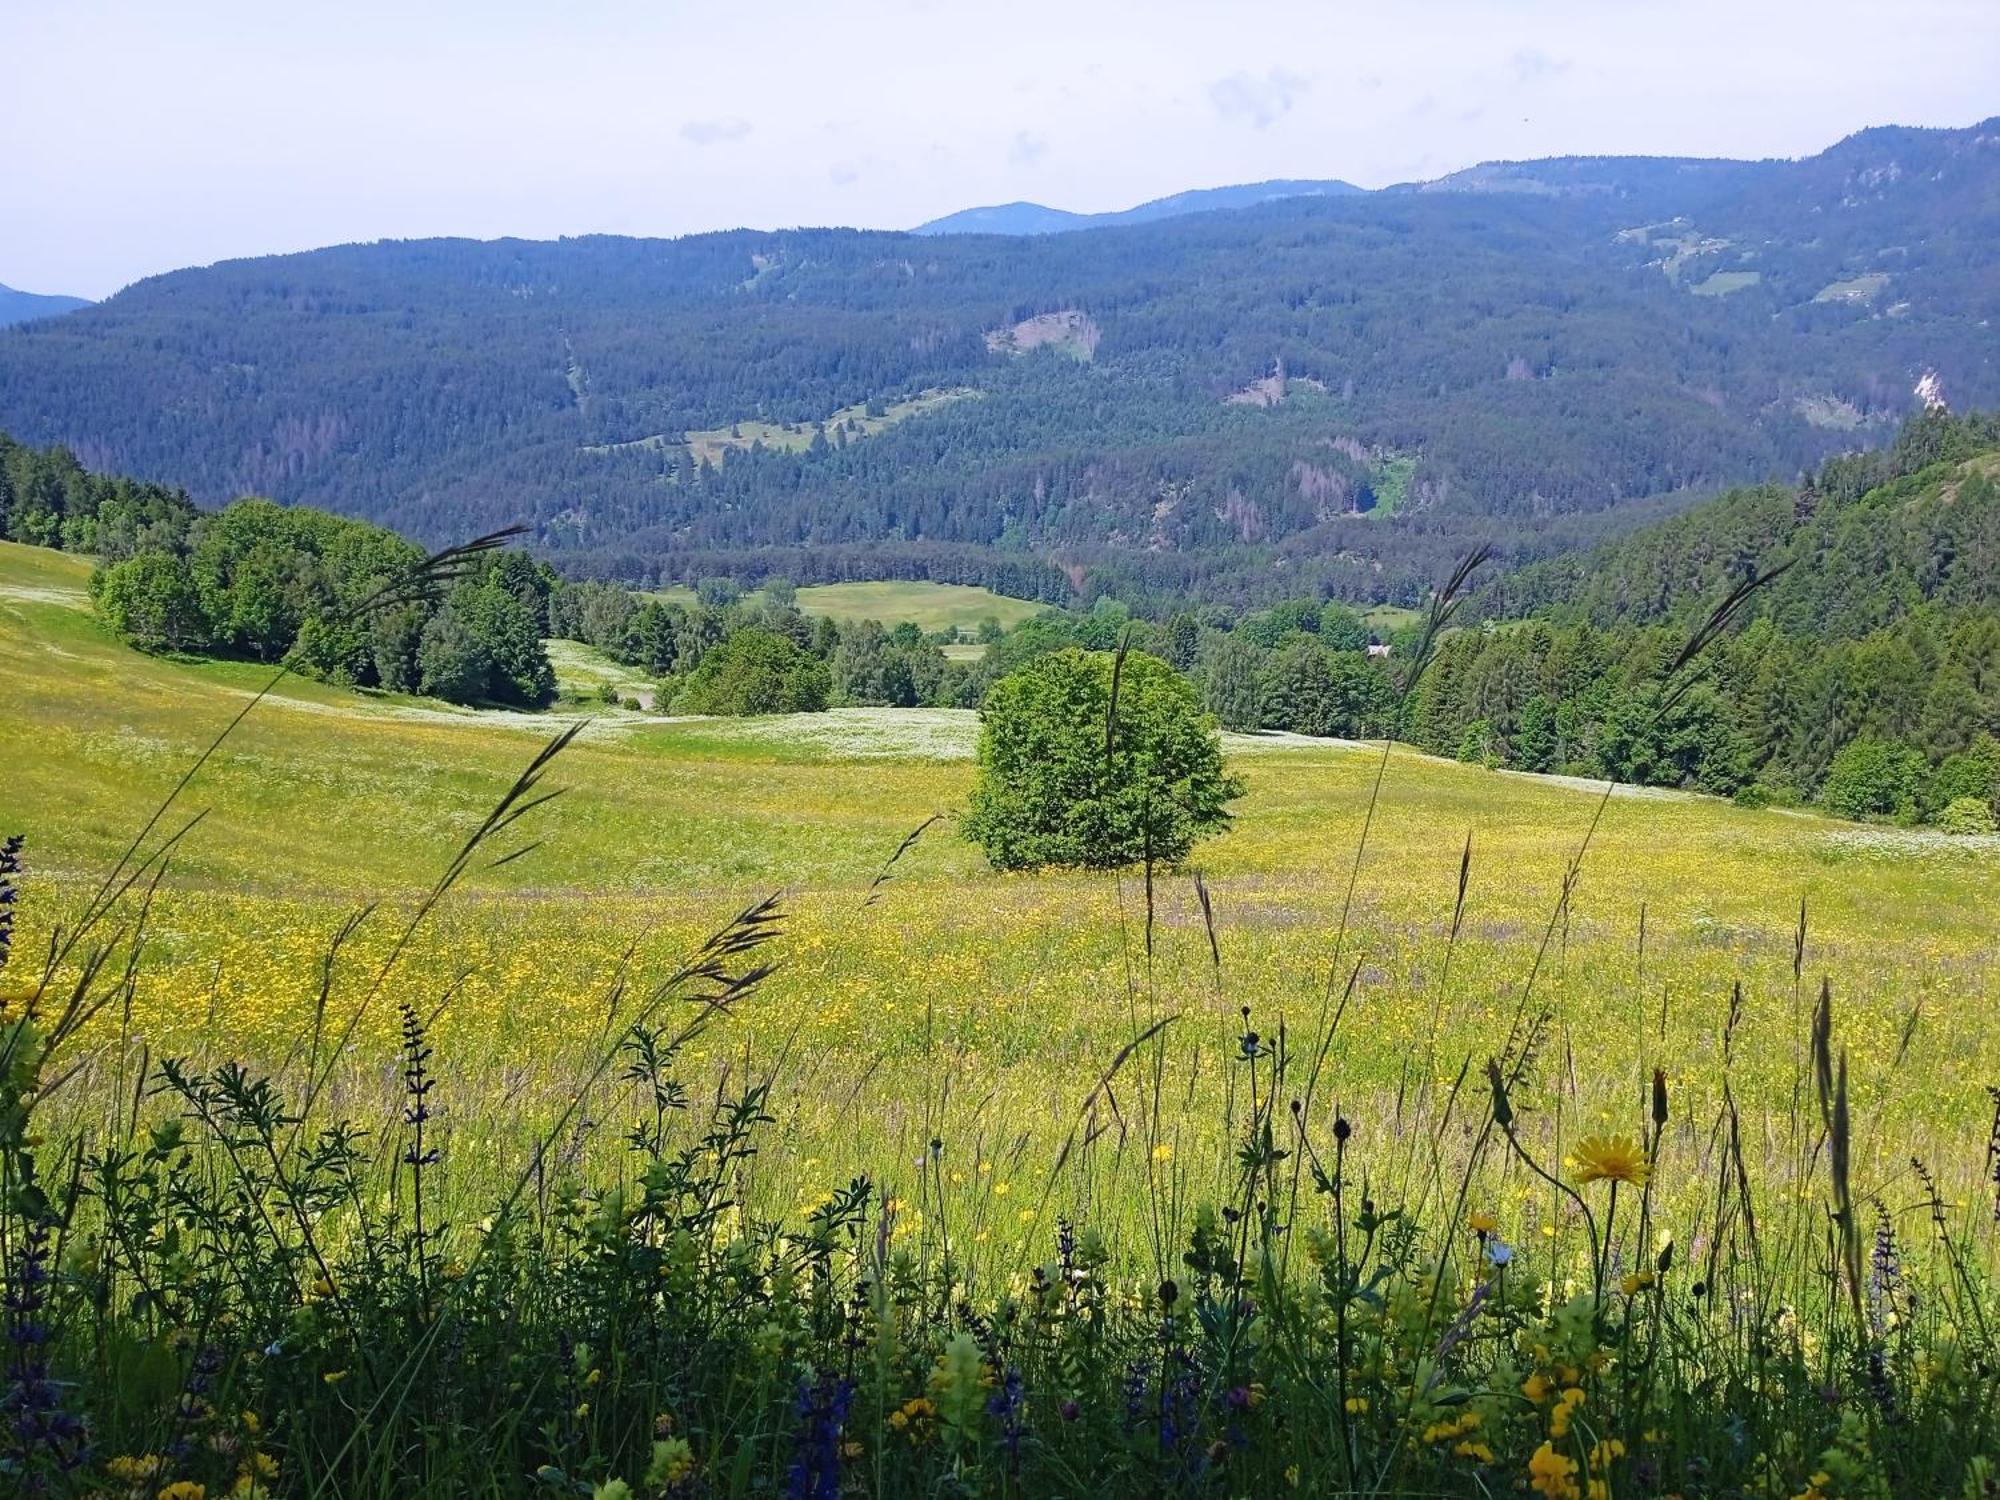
[1572, 1135, 1649, 1187]
[1551, 1386, 1586, 1438]
[236, 1451, 279, 1482]
[1468, 1210, 1499, 1235]
[645, 1437, 696, 1489]
[1529, 1442, 1580, 1500]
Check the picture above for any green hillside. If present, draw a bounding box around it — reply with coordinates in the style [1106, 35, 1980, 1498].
[1487, 409, 2000, 636]
[1409, 413, 2000, 812]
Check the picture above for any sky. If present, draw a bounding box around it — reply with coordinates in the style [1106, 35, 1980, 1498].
[6, 0, 1997, 300]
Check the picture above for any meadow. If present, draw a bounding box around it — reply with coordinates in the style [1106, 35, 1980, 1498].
[4, 538, 1999, 1495]
[644, 579, 1044, 638]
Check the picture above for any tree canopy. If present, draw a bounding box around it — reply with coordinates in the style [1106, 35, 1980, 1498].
[964, 649, 1242, 870]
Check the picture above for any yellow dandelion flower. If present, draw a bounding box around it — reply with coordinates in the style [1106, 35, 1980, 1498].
[1572, 1135, 1649, 1187]
[1468, 1210, 1499, 1235]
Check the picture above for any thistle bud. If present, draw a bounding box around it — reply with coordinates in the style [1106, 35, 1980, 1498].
[1487, 1060, 1513, 1128]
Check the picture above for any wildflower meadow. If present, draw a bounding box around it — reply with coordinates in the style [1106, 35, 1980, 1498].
[3, 538, 1999, 1498]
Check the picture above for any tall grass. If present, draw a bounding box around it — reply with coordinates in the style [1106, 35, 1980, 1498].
[2, 554, 1996, 1498]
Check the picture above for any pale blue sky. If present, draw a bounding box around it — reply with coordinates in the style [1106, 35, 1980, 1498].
[7, 0, 1996, 299]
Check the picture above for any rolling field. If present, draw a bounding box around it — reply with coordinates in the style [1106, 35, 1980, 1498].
[9, 537, 2000, 1493]
[6, 537, 1999, 1243]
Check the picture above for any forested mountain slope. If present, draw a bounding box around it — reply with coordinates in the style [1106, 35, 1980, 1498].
[1483, 409, 2000, 636]
[1415, 412, 2000, 814]
[0, 119, 1992, 606]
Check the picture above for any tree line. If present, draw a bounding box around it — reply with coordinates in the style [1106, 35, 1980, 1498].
[14, 410, 2000, 829]
[4, 432, 556, 708]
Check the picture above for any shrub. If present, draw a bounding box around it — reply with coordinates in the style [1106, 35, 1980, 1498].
[1821, 736, 1927, 821]
[963, 648, 1242, 870]
[417, 605, 495, 703]
[1457, 717, 1497, 768]
[1936, 795, 1997, 835]
[1928, 736, 1999, 817]
[90, 552, 203, 653]
[694, 576, 742, 609]
[677, 627, 830, 715]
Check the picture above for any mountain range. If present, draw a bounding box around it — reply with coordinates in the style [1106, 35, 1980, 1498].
[0, 117, 1993, 608]
[912, 178, 1363, 235]
[0, 283, 92, 328]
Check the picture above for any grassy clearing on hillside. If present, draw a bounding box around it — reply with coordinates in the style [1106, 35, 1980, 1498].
[545, 637, 657, 703]
[648, 579, 1044, 635]
[1691, 269, 1761, 296]
[581, 387, 980, 463]
[1364, 602, 1422, 635]
[1814, 272, 1891, 303]
[792, 581, 1044, 633]
[1362, 453, 1418, 518]
[683, 389, 979, 465]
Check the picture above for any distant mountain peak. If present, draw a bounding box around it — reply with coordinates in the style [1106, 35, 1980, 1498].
[913, 178, 1362, 236]
[0, 283, 93, 327]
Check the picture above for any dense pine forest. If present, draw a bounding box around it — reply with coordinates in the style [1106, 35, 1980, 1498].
[1, 121, 1994, 606]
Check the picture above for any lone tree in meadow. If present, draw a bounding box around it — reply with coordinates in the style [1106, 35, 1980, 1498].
[964, 647, 1242, 871]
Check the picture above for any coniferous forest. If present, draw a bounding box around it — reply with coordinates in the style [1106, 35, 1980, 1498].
[1, 120, 1995, 608]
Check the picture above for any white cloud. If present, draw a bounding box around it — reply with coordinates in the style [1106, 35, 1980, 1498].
[1008, 131, 1050, 168]
[679, 117, 752, 146]
[1208, 68, 1312, 130]
[1511, 49, 1573, 83]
